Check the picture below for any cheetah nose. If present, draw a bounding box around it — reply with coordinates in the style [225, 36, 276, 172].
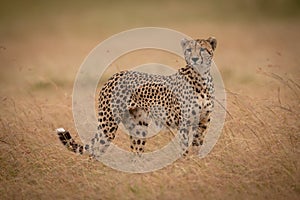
[192, 57, 199, 62]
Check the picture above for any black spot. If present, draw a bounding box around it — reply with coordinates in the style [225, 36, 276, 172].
[192, 110, 196, 115]
[131, 145, 134, 149]
[109, 134, 115, 140]
[142, 141, 146, 145]
[60, 140, 67, 145]
[85, 145, 89, 150]
[79, 146, 83, 154]
[193, 141, 200, 146]
[142, 122, 148, 126]
[100, 140, 105, 144]
[110, 127, 115, 132]
[138, 121, 142, 126]
[72, 145, 77, 153]
[63, 132, 72, 140]
[137, 139, 141, 145]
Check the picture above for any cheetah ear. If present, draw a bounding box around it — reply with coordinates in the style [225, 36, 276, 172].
[181, 38, 189, 48]
[207, 37, 217, 51]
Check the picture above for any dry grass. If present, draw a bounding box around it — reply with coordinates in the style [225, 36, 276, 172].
[1, 1, 300, 199]
[0, 71, 299, 199]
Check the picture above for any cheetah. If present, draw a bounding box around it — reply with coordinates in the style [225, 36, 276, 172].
[56, 37, 217, 157]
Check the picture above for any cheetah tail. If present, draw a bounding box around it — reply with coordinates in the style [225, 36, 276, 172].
[56, 128, 86, 154]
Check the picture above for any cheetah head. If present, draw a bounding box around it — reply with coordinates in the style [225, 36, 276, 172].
[181, 37, 217, 73]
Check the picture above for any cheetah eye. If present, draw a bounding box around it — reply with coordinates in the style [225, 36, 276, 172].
[186, 48, 192, 53]
[200, 48, 211, 55]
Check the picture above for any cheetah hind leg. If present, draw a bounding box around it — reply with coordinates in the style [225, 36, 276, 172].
[124, 107, 149, 156]
[129, 125, 148, 156]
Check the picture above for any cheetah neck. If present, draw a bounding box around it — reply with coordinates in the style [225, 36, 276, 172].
[178, 65, 213, 97]
[179, 65, 211, 80]
[192, 64, 210, 78]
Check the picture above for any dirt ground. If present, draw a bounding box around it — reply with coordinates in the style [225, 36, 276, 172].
[0, 1, 299, 199]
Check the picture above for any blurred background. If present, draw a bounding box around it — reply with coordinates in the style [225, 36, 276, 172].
[0, 0, 299, 96]
[0, 0, 299, 199]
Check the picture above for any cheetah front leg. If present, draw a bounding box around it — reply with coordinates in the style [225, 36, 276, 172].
[192, 116, 211, 147]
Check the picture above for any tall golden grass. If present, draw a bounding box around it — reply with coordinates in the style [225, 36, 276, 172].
[0, 69, 299, 199]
